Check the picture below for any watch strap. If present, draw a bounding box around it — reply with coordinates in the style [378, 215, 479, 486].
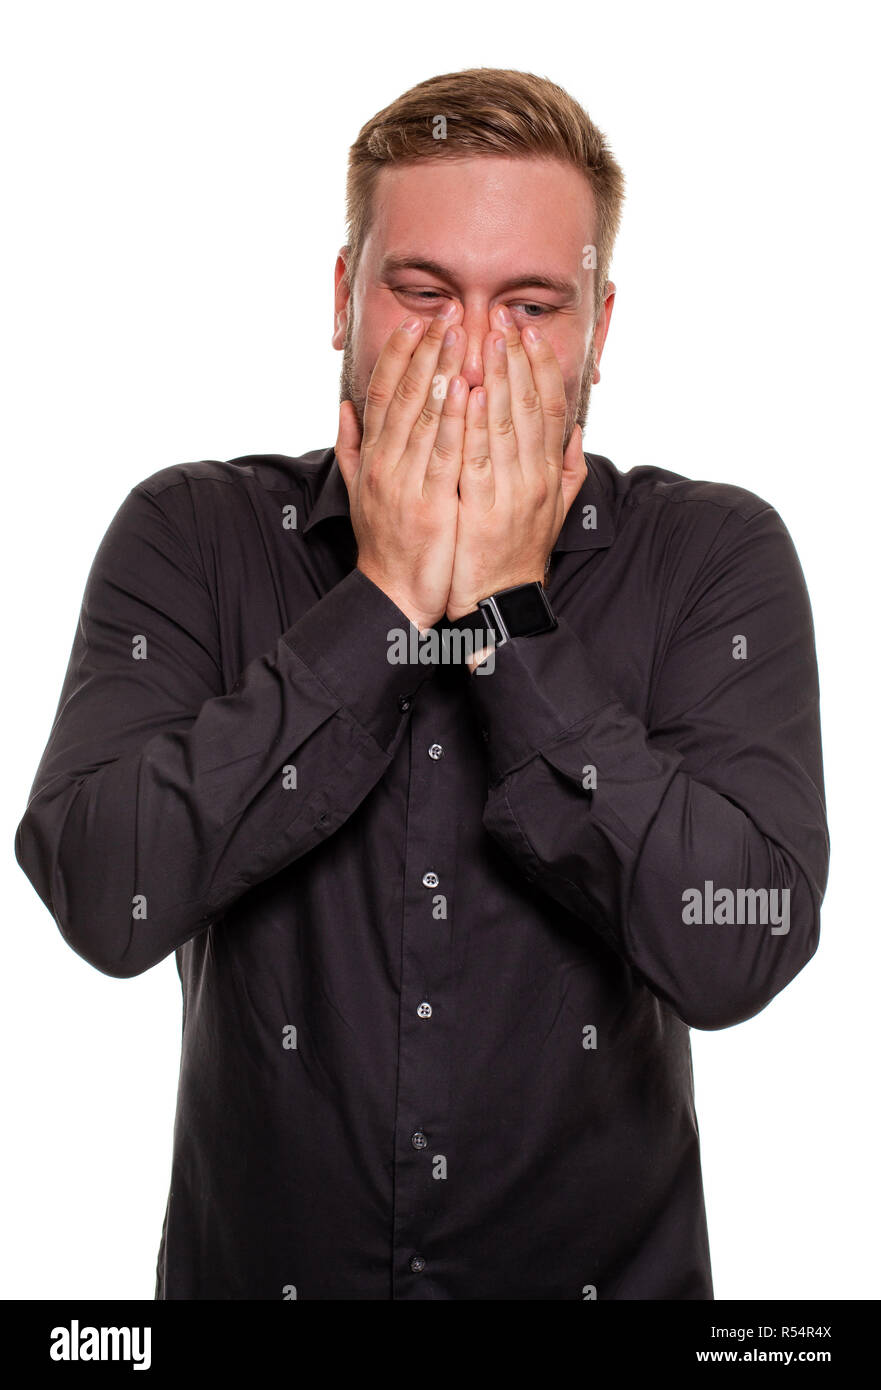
[443, 581, 557, 652]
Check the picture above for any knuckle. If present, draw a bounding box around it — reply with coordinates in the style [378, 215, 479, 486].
[430, 437, 457, 466]
[366, 378, 392, 409]
[466, 452, 492, 471]
[519, 388, 542, 414]
[494, 414, 515, 437]
[394, 373, 424, 406]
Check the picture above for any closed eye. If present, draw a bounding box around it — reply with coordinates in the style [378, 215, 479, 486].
[396, 290, 451, 306]
[396, 289, 553, 317]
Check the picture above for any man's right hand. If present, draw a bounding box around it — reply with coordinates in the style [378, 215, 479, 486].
[335, 305, 468, 631]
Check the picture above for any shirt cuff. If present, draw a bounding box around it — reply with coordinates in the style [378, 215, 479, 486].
[465, 615, 617, 780]
[282, 568, 434, 752]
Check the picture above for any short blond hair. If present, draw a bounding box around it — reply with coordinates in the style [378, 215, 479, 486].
[345, 68, 626, 322]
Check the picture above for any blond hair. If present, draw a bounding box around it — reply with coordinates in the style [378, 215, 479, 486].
[345, 68, 625, 322]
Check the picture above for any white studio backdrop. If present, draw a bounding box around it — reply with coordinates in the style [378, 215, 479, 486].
[1, 0, 877, 1300]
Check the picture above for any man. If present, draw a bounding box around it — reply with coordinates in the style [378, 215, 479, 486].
[15, 68, 828, 1300]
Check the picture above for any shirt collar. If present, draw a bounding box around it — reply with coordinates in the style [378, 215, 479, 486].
[302, 448, 614, 552]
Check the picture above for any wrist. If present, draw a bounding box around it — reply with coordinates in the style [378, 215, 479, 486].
[447, 570, 546, 623]
[448, 579, 558, 666]
[465, 645, 494, 674]
[356, 563, 442, 632]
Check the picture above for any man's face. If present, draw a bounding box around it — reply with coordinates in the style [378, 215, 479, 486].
[333, 155, 614, 451]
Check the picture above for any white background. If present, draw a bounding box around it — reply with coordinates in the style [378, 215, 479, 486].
[2, 0, 877, 1301]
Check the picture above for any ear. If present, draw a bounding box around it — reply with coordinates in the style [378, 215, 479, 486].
[591, 281, 616, 383]
[332, 248, 352, 351]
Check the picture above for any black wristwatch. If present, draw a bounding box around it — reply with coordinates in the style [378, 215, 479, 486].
[445, 581, 557, 651]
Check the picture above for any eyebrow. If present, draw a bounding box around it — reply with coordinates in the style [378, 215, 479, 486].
[378, 254, 582, 302]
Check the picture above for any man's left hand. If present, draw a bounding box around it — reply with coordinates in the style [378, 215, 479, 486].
[445, 305, 588, 622]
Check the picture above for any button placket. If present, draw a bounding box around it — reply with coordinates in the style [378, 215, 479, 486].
[391, 681, 458, 1298]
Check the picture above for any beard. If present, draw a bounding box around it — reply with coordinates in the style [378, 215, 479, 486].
[339, 310, 595, 454]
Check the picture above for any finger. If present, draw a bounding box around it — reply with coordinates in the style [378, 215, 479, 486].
[378, 307, 463, 470]
[521, 324, 568, 464]
[423, 373, 469, 498]
[403, 320, 466, 487]
[460, 385, 493, 508]
[483, 329, 520, 481]
[561, 425, 588, 515]
[494, 309, 544, 470]
[361, 314, 427, 453]
[423, 322, 466, 431]
[335, 399, 363, 491]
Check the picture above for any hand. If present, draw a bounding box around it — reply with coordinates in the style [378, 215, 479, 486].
[445, 307, 588, 622]
[335, 306, 468, 631]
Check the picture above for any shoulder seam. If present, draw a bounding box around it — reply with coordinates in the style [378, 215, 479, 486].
[624, 484, 776, 525]
[128, 477, 214, 597]
[133, 468, 239, 501]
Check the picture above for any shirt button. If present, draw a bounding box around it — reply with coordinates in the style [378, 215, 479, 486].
[422, 871, 439, 888]
[417, 1001, 432, 1018]
[410, 1255, 426, 1273]
[398, 695, 412, 712]
[428, 743, 443, 760]
[411, 1130, 428, 1149]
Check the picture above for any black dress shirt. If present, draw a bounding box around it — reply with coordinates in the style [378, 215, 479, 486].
[15, 446, 828, 1300]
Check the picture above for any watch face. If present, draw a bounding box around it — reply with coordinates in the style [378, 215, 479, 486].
[495, 583, 556, 637]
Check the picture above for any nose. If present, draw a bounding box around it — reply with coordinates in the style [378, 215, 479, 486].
[458, 302, 492, 390]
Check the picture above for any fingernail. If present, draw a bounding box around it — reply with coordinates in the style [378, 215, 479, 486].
[496, 305, 513, 327]
[443, 327, 457, 347]
[523, 325, 542, 344]
[438, 300, 458, 320]
[494, 335, 507, 354]
[403, 316, 422, 333]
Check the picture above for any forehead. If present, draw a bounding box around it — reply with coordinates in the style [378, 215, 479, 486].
[363, 155, 596, 279]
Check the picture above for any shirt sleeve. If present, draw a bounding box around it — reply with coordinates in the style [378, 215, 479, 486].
[14, 481, 426, 978]
[465, 503, 829, 1030]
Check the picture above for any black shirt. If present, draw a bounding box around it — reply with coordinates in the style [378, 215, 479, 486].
[14, 446, 828, 1300]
